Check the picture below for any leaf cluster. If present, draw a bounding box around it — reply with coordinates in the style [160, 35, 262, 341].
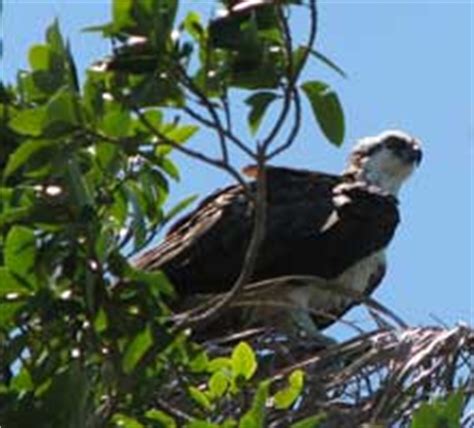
[0, 1, 346, 426]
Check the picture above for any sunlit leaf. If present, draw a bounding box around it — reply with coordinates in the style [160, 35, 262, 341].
[232, 342, 257, 381]
[273, 370, 304, 409]
[410, 392, 464, 428]
[113, 414, 145, 428]
[145, 409, 176, 428]
[208, 371, 229, 399]
[188, 386, 213, 410]
[29, 45, 55, 71]
[8, 108, 47, 136]
[122, 326, 153, 374]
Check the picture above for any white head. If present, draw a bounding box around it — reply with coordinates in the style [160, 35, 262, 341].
[345, 130, 422, 196]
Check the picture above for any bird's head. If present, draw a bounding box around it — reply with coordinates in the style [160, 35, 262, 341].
[345, 130, 422, 196]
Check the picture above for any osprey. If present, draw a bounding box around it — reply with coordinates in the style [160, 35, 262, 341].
[135, 130, 422, 338]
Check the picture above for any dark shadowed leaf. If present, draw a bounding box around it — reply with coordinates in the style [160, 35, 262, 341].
[309, 49, 347, 78]
[4, 139, 58, 178]
[245, 92, 277, 134]
[5, 226, 37, 287]
[46, 19, 66, 54]
[239, 381, 270, 428]
[301, 80, 345, 146]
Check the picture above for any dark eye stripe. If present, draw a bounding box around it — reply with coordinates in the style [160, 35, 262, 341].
[385, 137, 407, 150]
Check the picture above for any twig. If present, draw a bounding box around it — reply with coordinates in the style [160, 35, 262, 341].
[156, 397, 194, 423]
[261, 0, 318, 154]
[175, 64, 255, 160]
[130, 105, 250, 192]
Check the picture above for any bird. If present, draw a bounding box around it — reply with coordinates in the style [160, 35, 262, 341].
[134, 129, 422, 339]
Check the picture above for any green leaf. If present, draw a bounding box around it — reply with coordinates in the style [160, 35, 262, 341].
[208, 371, 229, 399]
[29, 45, 55, 71]
[184, 11, 204, 41]
[239, 381, 270, 428]
[188, 386, 213, 410]
[157, 124, 199, 155]
[0, 267, 30, 298]
[65, 155, 94, 208]
[101, 108, 131, 137]
[207, 357, 232, 373]
[4, 139, 58, 178]
[44, 87, 80, 135]
[273, 369, 304, 409]
[46, 19, 66, 54]
[112, 0, 135, 32]
[166, 125, 199, 143]
[145, 409, 177, 428]
[309, 49, 347, 78]
[112, 414, 145, 428]
[122, 326, 153, 374]
[232, 342, 257, 381]
[165, 195, 198, 222]
[189, 350, 209, 373]
[245, 92, 277, 135]
[410, 392, 464, 428]
[125, 182, 147, 250]
[10, 366, 34, 393]
[5, 226, 37, 287]
[301, 80, 345, 146]
[185, 421, 220, 428]
[160, 157, 180, 181]
[93, 308, 108, 333]
[290, 414, 327, 428]
[129, 269, 174, 296]
[8, 107, 47, 136]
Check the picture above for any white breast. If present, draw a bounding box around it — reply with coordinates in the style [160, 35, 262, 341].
[287, 250, 386, 314]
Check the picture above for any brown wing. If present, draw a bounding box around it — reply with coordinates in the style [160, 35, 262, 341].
[134, 166, 400, 296]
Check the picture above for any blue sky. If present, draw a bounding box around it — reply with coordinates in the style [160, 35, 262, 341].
[2, 1, 472, 329]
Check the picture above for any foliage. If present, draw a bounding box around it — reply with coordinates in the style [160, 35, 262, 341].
[0, 1, 471, 427]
